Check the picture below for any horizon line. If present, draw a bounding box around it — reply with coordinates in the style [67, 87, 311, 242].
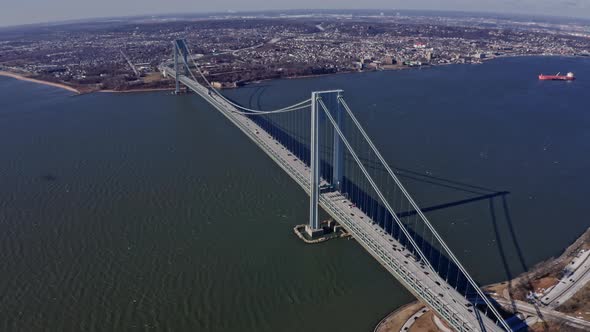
[1, 8, 589, 30]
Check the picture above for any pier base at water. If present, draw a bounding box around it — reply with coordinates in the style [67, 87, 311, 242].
[294, 220, 349, 244]
[305, 225, 325, 238]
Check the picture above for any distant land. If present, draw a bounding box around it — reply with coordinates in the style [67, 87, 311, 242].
[0, 9, 589, 93]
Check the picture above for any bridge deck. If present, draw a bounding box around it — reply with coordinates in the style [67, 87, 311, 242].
[168, 69, 504, 332]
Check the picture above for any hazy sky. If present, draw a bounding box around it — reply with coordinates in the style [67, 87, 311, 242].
[2, 0, 589, 27]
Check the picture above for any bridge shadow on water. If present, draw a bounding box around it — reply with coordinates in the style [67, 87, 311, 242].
[487, 196, 551, 331]
[225, 91, 532, 330]
[338, 170, 532, 331]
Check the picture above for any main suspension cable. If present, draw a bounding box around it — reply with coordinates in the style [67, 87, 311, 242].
[179, 42, 310, 114]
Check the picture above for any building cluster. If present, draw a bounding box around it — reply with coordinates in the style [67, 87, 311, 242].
[0, 13, 589, 90]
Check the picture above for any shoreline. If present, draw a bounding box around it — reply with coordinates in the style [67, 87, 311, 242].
[0, 70, 174, 95]
[240, 64, 414, 87]
[373, 302, 424, 332]
[375, 227, 590, 331]
[0, 71, 81, 94]
[1, 54, 586, 95]
[237, 53, 587, 88]
[99, 87, 175, 94]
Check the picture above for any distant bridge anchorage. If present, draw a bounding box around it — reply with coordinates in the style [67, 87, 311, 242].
[161, 39, 515, 332]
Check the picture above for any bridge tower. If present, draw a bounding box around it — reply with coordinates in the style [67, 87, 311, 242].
[306, 90, 344, 238]
[172, 39, 191, 94]
[332, 91, 344, 191]
[172, 41, 180, 94]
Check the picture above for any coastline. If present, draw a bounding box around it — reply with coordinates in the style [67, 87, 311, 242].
[375, 227, 590, 331]
[237, 54, 587, 88]
[0, 67, 415, 94]
[99, 87, 175, 94]
[1, 54, 586, 95]
[0, 71, 81, 94]
[373, 302, 425, 332]
[240, 65, 412, 87]
[0, 71, 177, 95]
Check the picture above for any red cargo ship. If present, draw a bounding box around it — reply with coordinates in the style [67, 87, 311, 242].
[538, 72, 575, 81]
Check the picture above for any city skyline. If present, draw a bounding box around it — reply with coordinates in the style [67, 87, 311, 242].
[1, 0, 590, 27]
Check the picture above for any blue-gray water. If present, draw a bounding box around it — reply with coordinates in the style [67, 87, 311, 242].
[0, 56, 589, 331]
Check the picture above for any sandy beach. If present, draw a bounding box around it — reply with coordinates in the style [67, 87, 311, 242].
[0, 71, 81, 94]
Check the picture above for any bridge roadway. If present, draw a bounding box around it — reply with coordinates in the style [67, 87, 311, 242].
[167, 68, 505, 332]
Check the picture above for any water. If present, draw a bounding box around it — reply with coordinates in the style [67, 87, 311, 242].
[0, 56, 589, 331]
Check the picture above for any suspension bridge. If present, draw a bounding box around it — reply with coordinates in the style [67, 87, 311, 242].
[161, 39, 515, 332]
